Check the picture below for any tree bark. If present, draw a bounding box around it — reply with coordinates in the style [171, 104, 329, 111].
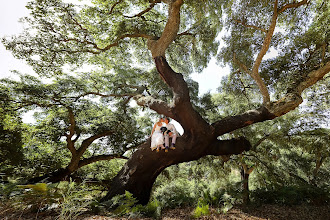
[102, 136, 251, 205]
[241, 168, 250, 205]
[102, 57, 253, 204]
[102, 54, 329, 204]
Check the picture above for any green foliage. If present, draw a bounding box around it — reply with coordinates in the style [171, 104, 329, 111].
[132, 200, 162, 219]
[153, 178, 197, 209]
[192, 199, 210, 218]
[1, 0, 223, 76]
[0, 183, 59, 214]
[0, 0, 329, 216]
[251, 186, 330, 206]
[104, 191, 161, 219]
[57, 181, 97, 220]
[106, 191, 138, 216]
[0, 183, 21, 201]
[0, 181, 102, 219]
[76, 159, 126, 182]
[0, 89, 24, 168]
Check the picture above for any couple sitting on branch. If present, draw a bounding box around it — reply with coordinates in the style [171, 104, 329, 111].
[150, 117, 177, 152]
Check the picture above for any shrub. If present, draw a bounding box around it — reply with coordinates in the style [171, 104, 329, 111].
[251, 185, 330, 205]
[152, 179, 197, 209]
[192, 199, 210, 218]
[56, 181, 97, 220]
[105, 191, 162, 219]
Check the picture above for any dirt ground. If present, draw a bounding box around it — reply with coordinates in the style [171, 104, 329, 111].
[1, 204, 329, 220]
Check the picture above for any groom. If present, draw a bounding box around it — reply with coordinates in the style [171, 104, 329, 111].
[162, 117, 177, 152]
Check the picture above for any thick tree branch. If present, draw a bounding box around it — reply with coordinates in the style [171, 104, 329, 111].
[247, 0, 309, 105]
[153, 56, 209, 132]
[296, 61, 330, 94]
[78, 154, 128, 169]
[124, 0, 161, 18]
[250, 1, 281, 105]
[269, 61, 330, 116]
[133, 95, 175, 118]
[278, 0, 309, 14]
[77, 131, 115, 157]
[109, 0, 123, 15]
[154, 56, 190, 103]
[147, 0, 183, 57]
[212, 61, 330, 136]
[212, 107, 275, 137]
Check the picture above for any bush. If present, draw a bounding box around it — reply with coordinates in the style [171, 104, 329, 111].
[0, 181, 102, 219]
[251, 186, 330, 205]
[104, 191, 162, 219]
[152, 179, 198, 209]
[56, 181, 97, 220]
[192, 199, 210, 218]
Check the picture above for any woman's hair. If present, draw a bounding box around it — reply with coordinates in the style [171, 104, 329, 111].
[159, 116, 171, 122]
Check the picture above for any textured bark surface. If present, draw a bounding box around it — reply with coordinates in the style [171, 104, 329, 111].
[102, 52, 329, 204]
[102, 57, 271, 204]
[102, 134, 252, 204]
[101, 0, 330, 204]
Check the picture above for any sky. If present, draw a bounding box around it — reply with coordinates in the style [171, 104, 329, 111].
[0, 1, 34, 79]
[0, 0, 228, 129]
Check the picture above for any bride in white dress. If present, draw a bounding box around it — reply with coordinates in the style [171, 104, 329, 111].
[150, 118, 166, 152]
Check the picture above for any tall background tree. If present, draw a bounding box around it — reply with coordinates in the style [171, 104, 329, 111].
[1, 0, 329, 204]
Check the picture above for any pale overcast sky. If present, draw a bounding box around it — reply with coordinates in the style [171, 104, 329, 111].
[0, 0, 34, 79]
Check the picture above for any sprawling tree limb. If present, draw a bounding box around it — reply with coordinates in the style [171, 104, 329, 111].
[296, 61, 330, 94]
[212, 107, 275, 137]
[278, 0, 308, 14]
[124, 0, 161, 18]
[233, 0, 309, 106]
[109, 0, 124, 15]
[153, 56, 210, 133]
[154, 56, 190, 102]
[250, 0, 281, 105]
[212, 61, 330, 135]
[269, 61, 330, 116]
[77, 131, 115, 158]
[234, 0, 310, 106]
[147, 0, 183, 57]
[134, 95, 175, 118]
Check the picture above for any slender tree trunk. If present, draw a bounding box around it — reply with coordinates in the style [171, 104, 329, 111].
[241, 168, 250, 205]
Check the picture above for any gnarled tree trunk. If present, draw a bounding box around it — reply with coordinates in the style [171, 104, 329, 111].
[101, 0, 330, 204]
[102, 57, 273, 204]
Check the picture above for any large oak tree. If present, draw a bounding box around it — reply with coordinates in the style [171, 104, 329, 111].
[2, 0, 329, 204]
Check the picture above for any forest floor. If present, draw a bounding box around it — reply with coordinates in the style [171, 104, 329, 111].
[1, 204, 329, 220]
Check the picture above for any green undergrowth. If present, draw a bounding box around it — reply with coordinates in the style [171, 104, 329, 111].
[1, 180, 329, 219]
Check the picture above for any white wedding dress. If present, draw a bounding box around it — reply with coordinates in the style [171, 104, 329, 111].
[151, 123, 165, 151]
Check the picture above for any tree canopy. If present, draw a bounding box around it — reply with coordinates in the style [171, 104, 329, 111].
[1, 0, 329, 204]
